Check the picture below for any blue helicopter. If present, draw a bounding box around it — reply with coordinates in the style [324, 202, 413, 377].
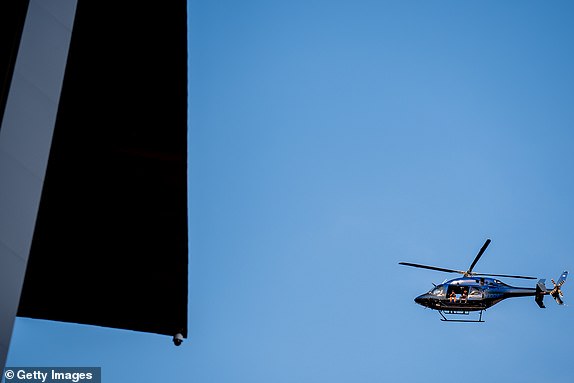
[399, 239, 568, 322]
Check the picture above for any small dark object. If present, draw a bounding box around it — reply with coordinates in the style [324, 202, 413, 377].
[173, 333, 184, 346]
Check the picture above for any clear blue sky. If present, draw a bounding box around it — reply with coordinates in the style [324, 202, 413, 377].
[7, 1, 574, 382]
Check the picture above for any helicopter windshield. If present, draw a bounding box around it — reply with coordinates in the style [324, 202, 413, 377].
[429, 285, 446, 296]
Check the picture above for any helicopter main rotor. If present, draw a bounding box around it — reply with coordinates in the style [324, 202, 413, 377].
[399, 238, 537, 280]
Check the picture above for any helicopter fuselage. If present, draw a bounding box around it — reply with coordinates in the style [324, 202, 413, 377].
[400, 239, 567, 320]
[414, 276, 537, 312]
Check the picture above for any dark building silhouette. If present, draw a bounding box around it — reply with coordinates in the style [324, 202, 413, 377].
[1, 0, 188, 369]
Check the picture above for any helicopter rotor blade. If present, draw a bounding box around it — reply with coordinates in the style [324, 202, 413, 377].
[466, 239, 491, 275]
[399, 238, 541, 281]
[472, 272, 537, 280]
[556, 271, 568, 287]
[550, 271, 567, 305]
[398, 262, 465, 275]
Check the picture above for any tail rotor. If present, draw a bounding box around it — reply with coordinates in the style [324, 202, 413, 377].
[549, 271, 568, 305]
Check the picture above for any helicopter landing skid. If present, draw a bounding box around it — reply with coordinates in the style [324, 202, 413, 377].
[439, 309, 484, 323]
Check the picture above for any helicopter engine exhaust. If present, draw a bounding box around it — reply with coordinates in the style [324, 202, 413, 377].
[535, 271, 568, 308]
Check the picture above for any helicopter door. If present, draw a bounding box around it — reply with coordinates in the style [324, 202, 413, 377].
[446, 285, 463, 302]
[467, 287, 483, 300]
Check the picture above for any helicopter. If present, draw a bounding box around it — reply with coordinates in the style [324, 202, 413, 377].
[399, 239, 568, 322]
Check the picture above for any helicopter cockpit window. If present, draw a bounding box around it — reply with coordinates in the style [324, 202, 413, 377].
[430, 285, 446, 296]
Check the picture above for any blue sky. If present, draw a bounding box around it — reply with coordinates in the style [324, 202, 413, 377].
[7, 1, 574, 382]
